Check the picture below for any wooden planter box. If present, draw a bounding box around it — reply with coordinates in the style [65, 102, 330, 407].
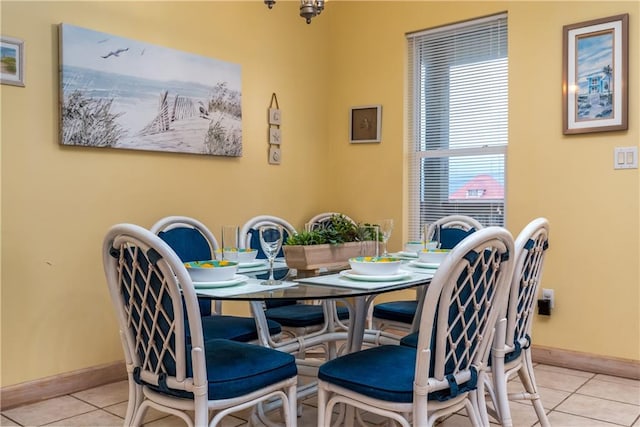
[283, 241, 379, 272]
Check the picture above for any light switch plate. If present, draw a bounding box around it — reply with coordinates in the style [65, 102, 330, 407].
[614, 147, 638, 169]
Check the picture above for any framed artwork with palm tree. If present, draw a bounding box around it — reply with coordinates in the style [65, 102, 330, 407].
[562, 14, 628, 134]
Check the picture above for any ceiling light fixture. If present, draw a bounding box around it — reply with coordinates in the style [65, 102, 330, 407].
[264, 0, 325, 24]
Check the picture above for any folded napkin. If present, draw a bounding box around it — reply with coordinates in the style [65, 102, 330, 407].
[296, 272, 430, 290]
[237, 260, 288, 274]
[194, 277, 298, 297]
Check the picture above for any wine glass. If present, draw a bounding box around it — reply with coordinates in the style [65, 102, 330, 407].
[259, 225, 283, 285]
[378, 219, 394, 257]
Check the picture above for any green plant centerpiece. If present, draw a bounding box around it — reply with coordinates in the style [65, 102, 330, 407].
[283, 214, 381, 272]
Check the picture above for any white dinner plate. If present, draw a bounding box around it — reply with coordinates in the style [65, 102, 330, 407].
[397, 251, 419, 258]
[339, 270, 411, 282]
[238, 260, 267, 268]
[408, 260, 440, 269]
[192, 275, 248, 289]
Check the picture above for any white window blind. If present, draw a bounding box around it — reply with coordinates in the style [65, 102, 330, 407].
[407, 13, 508, 240]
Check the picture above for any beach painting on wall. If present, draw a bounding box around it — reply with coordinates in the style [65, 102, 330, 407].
[59, 23, 242, 156]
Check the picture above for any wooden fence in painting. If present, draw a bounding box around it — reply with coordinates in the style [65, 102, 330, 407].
[138, 91, 201, 136]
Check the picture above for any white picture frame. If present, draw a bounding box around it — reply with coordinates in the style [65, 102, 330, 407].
[1, 36, 25, 87]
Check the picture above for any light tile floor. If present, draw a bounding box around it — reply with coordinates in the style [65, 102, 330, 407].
[2, 364, 639, 426]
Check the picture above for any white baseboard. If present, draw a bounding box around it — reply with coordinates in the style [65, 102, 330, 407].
[1, 346, 638, 410]
[0, 361, 126, 410]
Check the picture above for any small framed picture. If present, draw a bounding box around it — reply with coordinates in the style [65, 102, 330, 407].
[269, 127, 281, 145]
[1, 36, 25, 87]
[350, 105, 381, 143]
[269, 108, 281, 125]
[562, 14, 628, 134]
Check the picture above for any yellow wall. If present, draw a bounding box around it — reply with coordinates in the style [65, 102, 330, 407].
[0, 1, 333, 387]
[325, 1, 639, 361]
[1, 1, 638, 388]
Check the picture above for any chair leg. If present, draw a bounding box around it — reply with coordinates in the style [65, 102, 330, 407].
[464, 396, 482, 427]
[286, 382, 298, 427]
[493, 362, 513, 427]
[519, 351, 550, 427]
[124, 379, 142, 426]
[472, 375, 492, 427]
[317, 385, 328, 426]
[193, 394, 208, 427]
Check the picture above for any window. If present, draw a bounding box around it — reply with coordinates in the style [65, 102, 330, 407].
[407, 13, 508, 240]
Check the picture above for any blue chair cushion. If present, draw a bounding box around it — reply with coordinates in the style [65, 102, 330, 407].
[195, 315, 282, 342]
[410, 333, 523, 368]
[158, 228, 212, 262]
[439, 228, 476, 250]
[318, 345, 477, 403]
[372, 300, 417, 324]
[400, 331, 419, 348]
[487, 347, 523, 367]
[265, 304, 350, 328]
[144, 339, 297, 401]
[157, 228, 215, 317]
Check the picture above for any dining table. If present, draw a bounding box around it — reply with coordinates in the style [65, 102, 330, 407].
[193, 256, 434, 418]
[193, 257, 434, 352]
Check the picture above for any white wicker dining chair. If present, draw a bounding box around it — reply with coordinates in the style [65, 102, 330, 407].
[306, 212, 357, 230]
[486, 218, 550, 427]
[150, 215, 283, 344]
[103, 223, 298, 427]
[239, 215, 298, 252]
[317, 227, 514, 427]
[150, 215, 220, 315]
[426, 214, 484, 249]
[372, 214, 485, 335]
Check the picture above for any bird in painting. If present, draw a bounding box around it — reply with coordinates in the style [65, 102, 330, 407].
[101, 47, 129, 59]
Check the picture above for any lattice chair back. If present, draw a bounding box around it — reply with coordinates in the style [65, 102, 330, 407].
[104, 224, 298, 427]
[103, 224, 206, 417]
[427, 214, 484, 250]
[486, 218, 551, 427]
[506, 217, 549, 355]
[413, 226, 514, 423]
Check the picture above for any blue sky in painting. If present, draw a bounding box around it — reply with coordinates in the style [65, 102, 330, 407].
[576, 32, 613, 92]
[60, 24, 240, 91]
[1, 46, 17, 59]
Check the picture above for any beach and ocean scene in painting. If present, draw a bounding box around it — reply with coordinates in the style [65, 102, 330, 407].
[59, 23, 242, 156]
[575, 30, 614, 121]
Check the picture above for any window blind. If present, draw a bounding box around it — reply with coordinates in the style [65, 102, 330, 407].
[407, 13, 508, 241]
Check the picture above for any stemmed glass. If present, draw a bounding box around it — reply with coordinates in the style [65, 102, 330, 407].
[378, 219, 394, 257]
[259, 225, 283, 285]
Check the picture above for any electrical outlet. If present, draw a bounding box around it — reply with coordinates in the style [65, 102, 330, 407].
[542, 288, 554, 308]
